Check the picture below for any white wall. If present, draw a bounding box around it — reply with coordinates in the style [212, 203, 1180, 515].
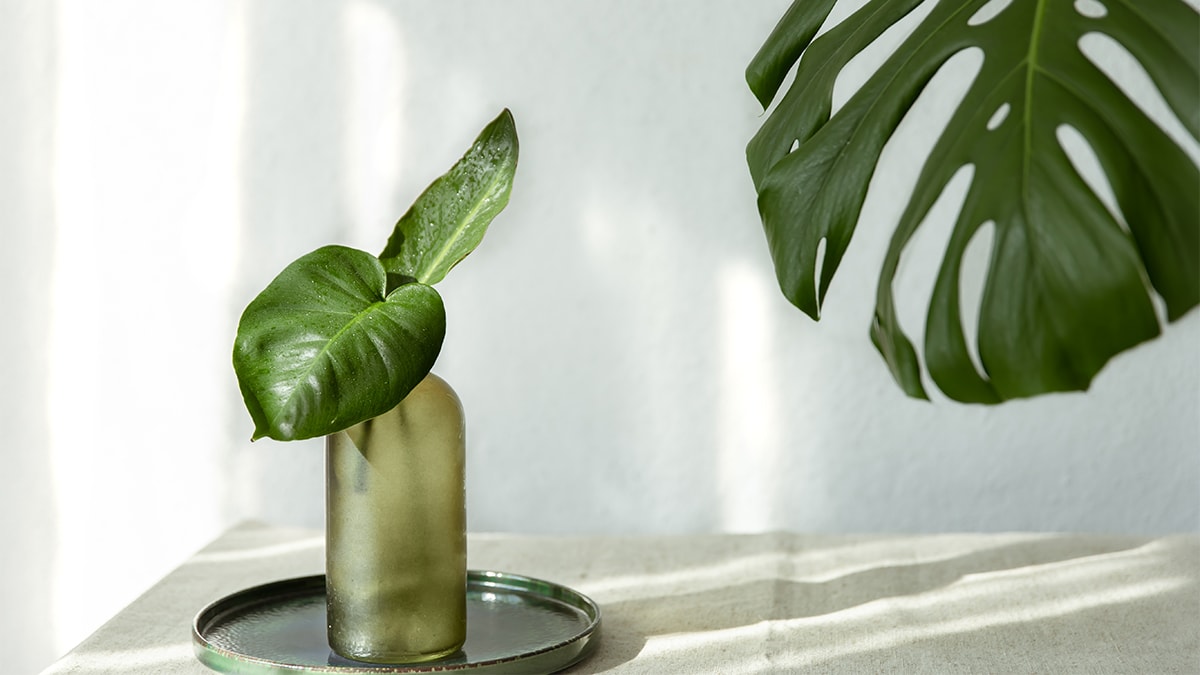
[4, 0, 1197, 671]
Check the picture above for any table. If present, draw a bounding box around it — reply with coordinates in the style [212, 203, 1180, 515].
[42, 523, 1200, 673]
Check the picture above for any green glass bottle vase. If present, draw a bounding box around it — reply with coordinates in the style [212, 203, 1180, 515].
[325, 372, 467, 663]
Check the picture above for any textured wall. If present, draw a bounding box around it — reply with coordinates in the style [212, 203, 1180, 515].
[5, 0, 1197, 670]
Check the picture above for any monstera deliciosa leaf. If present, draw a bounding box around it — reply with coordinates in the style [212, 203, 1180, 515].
[747, 0, 1199, 402]
[235, 109, 518, 441]
[380, 109, 519, 285]
[234, 246, 447, 442]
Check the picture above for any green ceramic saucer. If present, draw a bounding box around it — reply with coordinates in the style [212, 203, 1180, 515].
[193, 571, 600, 674]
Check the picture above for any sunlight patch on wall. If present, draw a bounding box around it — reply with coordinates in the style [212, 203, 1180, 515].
[48, 0, 243, 655]
[716, 260, 779, 532]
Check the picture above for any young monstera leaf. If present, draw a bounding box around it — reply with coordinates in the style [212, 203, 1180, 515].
[234, 109, 519, 441]
[747, 0, 1199, 403]
[234, 246, 446, 441]
[380, 109, 519, 285]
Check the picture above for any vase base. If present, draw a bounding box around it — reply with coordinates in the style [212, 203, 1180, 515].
[328, 643, 464, 666]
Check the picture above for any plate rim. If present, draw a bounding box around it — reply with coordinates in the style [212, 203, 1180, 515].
[192, 570, 601, 674]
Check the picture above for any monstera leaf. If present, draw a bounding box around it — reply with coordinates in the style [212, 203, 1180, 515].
[234, 110, 518, 441]
[234, 246, 446, 441]
[747, 0, 1199, 402]
[380, 109, 519, 285]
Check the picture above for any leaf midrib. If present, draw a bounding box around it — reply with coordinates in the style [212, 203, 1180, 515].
[275, 298, 392, 423]
[1021, 0, 1048, 197]
[1015, 0, 1097, 371]
[417, 167, 506, 283]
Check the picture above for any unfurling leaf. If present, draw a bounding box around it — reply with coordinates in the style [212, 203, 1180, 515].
[380, 108, 519, 285]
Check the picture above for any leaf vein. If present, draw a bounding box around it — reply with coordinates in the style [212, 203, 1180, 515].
[418, 170, 505, 283]
[273, 301, 391, 423]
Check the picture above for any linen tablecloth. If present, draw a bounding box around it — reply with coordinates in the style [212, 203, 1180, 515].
[42, 522, 1200, 673]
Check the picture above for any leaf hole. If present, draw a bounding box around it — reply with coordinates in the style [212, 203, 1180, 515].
[789, 138, 800, 154]
[813, 236, 827, 312]
[766, 0, 873, 121]
[831, 0, 937, 116]
[986, 102, 1010, 131]
[968, 0, 1013, 26]
[883, 45, 983, 189]
[891, 165, 975, 356]
[1078, 33, 1200, 165]
[1074, 0, 1107, 19]
[1056, 124, 1129, 236]
[959, 221, 995, 382]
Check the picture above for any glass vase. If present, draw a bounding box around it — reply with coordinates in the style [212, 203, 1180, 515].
[325, 372, 467, 663]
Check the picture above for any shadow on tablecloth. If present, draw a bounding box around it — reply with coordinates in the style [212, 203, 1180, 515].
[561, 534, 1196, 673]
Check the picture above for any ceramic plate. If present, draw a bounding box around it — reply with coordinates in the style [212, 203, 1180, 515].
[193, 571, 600, 673]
